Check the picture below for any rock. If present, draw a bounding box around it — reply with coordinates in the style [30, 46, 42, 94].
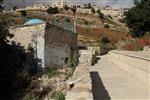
[56, 82, 67, 92]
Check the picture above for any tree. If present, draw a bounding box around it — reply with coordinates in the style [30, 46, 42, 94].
[98, 36, 112, 55]
[64, 5, 69, 11]
[0, 0, 4, 12]
[0, 21, 37, 99]
[97, 9, 104, 20]
[87, 3, 92, 9]
[124, 0, 150, 37]
[98, 36, 110, 48]
[71, 5, 77, 16]
[13, 6, 17, 11]
[100, 37, 110, 44]
[134, 0, 141, 5]
[66, 17, 70, 22]
[104, 24, 110, 28]
[20, 10, 27, 17]
[91, 8, 96, 13]
[46, 7, 59, 14]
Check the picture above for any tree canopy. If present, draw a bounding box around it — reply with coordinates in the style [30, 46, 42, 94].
[46, 7, 59, 14]
[0, 20, 37, 99]
[124, 0, 150, 37]
[0, 0, 4, 12]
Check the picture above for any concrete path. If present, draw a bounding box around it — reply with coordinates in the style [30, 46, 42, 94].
[66, 49, 93, 100]
[90, 55, 150, 100]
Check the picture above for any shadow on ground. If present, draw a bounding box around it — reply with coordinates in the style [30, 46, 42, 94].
[90, 71, 111, 100]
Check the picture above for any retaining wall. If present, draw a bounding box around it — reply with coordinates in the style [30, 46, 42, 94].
[108, 50, 150, 86]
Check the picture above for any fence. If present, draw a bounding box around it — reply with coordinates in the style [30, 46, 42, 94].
[49, 16, 76, 33]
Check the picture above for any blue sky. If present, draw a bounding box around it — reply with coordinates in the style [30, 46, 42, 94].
[4, 0, 134, 9]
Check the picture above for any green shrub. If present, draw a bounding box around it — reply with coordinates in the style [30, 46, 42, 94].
[101, 37, 110, 43]
[47, 7, 59, 14]
[64, 5, 69, 11]
[66, 17, 70, 22]
[91, 8, 96, 13]
[56, 92, 65, 100]
[20, 11, 27, 17]
[104, 24, 110, 28]
[97, 9, 104, 20]
[46, 68, 60, 78]
[52, 91, 65, 100]
[67, 58, 76, 69]
[91, 51, 100, 65]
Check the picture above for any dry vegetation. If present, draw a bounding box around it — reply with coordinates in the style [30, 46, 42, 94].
[77, 26, 128, 44]
[0, 12, 25, 26]
[0, 9, 129, 45]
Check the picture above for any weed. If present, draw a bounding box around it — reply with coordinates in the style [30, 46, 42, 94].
[52, 91, 65, 100]
[46, 68, 60, 78]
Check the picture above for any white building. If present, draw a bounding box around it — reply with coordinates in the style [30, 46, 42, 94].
[52, 0, 71, 8]
[26, 4, 48, 10]
[76, 8, 92, 14]
[100, 6, 129, 20]
[9, 18, 77, 70]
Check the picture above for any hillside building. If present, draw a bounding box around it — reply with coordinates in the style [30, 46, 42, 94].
[52, 0, 71, 8]
[9, 18, 77, 70]
[100, 6, 129, 20]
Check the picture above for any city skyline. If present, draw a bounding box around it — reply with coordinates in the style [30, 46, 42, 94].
[3, 0, 134, 9]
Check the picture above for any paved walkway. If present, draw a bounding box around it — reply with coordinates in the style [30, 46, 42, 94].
[90, 55, 150, 100]
[66, 49, 93, 100]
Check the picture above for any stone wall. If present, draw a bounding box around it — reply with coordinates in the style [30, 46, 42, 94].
[45, 23, 77, 68]
[9, 23, 46, 49]
[9, 22, 77, 69]
[107, 50, 150, 86]
[9, 23, 46, 68]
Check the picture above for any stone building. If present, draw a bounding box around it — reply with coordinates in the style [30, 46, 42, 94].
[76, 8, 92, 14]
[26, 4, 48, 10]
[100, 6, 129, 20]
[52, 0, 71, 8]
[9, 18, 77, 70]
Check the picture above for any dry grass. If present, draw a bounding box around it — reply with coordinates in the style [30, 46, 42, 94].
[77, 26, 128, 43]
[0, 10, 129, 45]
[0, 12, 25, 26]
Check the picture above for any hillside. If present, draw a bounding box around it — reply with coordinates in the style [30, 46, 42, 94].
[78, 27, 128, 44]
[49, 12, 128, 44]
[0, 10, 129, 45]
